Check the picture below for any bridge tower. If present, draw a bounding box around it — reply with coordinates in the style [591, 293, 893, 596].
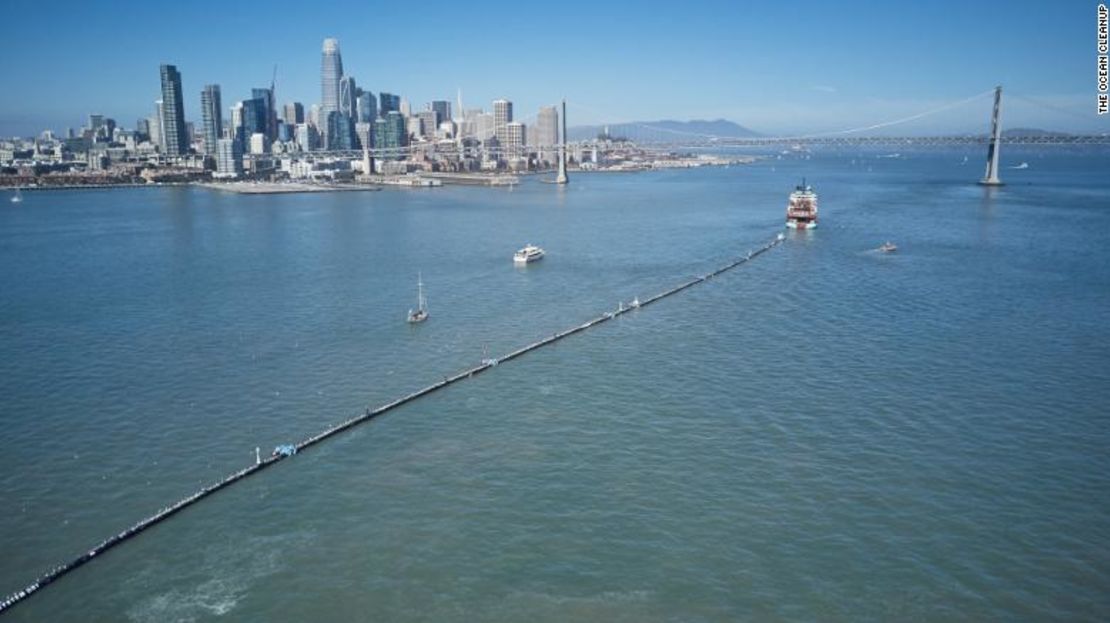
[979, 85, 1003, 186]
[556, 99, 569, 185]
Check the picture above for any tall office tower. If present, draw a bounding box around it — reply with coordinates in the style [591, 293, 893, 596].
[216, 137, 243, 177]
[375, 111, 407, 156]
[354, 121, 372, 150]
[416, 110, 438, 139]
[159, 64, 188, 156]
[309, 104, 322, 129]
[399, 98, 411, 117]
[493, 99, 512, 145]
[230, 102, 244, 146]
[283, 102, 304, 125]
[252, 87, 276, 140]
[475, 112, 495, 141]
[135, 118, 149, 140]
[295, 123, 319, 151]
[200, 84, 223, 155]
[239, 98, 268, 148]
[324, 111, 356, 150]
[150, 100, 165, 150]
[431, 101, 451, 126]
[88, 114, 105, 134]
[339, 76, 357, 120]
[320, 38, 343, 115]
[535, 105, 558, 163]
[378, 92, 400, 115]
[356, 91, 376, 123]
[505, 121, 525, 159]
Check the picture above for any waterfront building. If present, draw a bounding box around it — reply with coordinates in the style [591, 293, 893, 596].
[493, 99, 512, 146]
[356, 91, 376, 124]
[200, 85, 222, 155]
[379, 92, 400, 115]
[215, 136, 242, 177]
[159, 64, 188, 156]
[283, 102, 304, 125]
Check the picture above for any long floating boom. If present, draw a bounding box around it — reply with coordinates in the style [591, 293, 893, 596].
[0, 232, 786, 615]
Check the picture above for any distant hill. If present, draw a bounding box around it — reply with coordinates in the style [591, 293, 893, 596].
[1001, 127, 1072, 137]
[567, 119, 760, 142]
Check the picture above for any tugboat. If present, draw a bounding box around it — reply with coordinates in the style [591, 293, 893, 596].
[407, 273, 429, 323]
[785, 179, 818, 229]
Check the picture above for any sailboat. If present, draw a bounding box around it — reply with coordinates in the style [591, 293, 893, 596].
[10, 188, 23, 203]
[407, 273, 428, 323]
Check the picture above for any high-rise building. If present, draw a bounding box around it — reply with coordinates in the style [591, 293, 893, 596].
[354, 121, 373, 151]
[252, 87, 276, 140]
[493, 99, 512, 146]
[431, 101, 451, 127]
[399, 98, 411, 117]
[249, 132, 269, 155]
[378, 92, 400, 115]
[200, 85, 222, 155]
[505, 121, 525, 159]
[215, 137, 243, 177]
[150, 100, 164, 150]
[159, 64, 188, 156]
[416, 110, 438, 140]
[325, 111, 356, 150]
[295, 123, 319, 151]
[375, 111, 407, 156]
[475, 112, 495, 141]
[339, 76, 357, 120]
[239, 98, 268, 149]
[283, 102, 304, 125]
[534, 105, 559, 163]
[321, 38, 343, 115]
[356, 91, 376, 124]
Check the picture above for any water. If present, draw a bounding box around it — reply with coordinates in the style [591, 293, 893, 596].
[2, 149, 1109, 621]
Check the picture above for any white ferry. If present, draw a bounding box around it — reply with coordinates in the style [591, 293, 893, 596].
[514, 244, 545, 264]
[785, 180, 818, 229]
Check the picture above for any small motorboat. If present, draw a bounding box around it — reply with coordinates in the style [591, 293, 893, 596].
[878, 241, 898, 253]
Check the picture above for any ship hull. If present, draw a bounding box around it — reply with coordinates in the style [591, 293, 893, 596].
[786, 219, 817, 230]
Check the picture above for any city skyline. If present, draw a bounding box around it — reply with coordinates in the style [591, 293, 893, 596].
[0, 0, 1105, 137]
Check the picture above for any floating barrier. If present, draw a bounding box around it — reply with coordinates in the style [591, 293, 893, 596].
[0, 233, 784, 615]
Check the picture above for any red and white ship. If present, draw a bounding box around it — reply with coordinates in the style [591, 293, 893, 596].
[785, 180, 818, 229]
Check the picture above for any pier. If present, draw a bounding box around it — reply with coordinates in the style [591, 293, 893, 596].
[0, 233, 785, 615]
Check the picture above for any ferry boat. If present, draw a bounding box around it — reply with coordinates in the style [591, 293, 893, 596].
[785, 180, 818, 229]
[407, 273, 428, 323]
[513, 244, 544, 264]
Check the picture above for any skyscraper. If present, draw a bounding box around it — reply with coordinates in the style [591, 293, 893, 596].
[216, 137, 243, 177]
[505, 121, 525, 159]
[283, 102, 305, 125]
[321, 38, 343, 115]
[493, 99, 512, 146]
[416, 110, 438, 140]
[150, 100, 164, 150]
[535, 105, 558, 163]
[159, 64, 188, 156]
[252, 87, 276, 140]
[379, 93, 400, 115]
[339, 76, 357, 120]
[201, 85, 223, 155]
[431, 101, 451, 127]
[356, 91, 376, 123]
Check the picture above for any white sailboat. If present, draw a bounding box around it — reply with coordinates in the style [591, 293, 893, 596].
[407, 273, 428, 323]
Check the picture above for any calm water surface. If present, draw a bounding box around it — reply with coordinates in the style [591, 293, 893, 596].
[1, 148, 1109, 621]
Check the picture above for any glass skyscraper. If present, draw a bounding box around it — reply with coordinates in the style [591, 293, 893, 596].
[378, 93, 400, 115]
[321, 38, 343, 115]
[200, 84, 222, 155]
[159, 64, 188, 156]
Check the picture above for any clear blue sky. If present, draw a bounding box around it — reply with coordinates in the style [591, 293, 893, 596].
[0, 0, 1105, 136]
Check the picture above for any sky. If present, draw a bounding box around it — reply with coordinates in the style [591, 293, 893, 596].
[0, 0, 1106, 137]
